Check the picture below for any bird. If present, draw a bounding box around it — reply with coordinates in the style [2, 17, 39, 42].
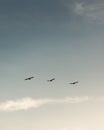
[47, 78, 55, 82]
[24, 76, 34, 80]
[69, 81, 79, 85]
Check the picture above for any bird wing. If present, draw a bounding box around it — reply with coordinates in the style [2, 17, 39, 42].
[25, 76, 34, 80]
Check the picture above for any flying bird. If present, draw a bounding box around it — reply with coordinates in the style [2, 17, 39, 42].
[69, 81, 79, 85]
[47, 78, 55, 82]
[25, 76, 34, 80]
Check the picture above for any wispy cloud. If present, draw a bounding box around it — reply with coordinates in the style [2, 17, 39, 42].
[0, 96, 104, 112]
[73, 2, 104, 23]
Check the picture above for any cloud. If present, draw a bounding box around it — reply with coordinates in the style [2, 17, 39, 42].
[0, 96, 104, 112]
[73, 2, 104, 24]
[0, 98, 52, 112]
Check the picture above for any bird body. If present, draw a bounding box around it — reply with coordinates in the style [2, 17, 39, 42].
[47, 78, 55, 82]
[25, 76, 34, 80]
[69, 81, 79, 85]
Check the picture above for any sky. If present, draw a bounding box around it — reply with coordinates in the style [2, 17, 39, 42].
[0, 0, 104, 130]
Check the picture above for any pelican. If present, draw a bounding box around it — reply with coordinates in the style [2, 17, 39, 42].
[47, 78, 55, 82]
[69, 81, 79, 85]
[25, 76, 34, 80]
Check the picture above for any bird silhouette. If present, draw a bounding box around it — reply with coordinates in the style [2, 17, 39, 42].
[25, 76, 34, 80]
[69, 81, 79, 85]
[47, 78, 55, 82]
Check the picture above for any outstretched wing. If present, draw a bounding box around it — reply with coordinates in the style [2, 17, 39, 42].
[51, 78, 55, 81]
[74, 81, 78, 84]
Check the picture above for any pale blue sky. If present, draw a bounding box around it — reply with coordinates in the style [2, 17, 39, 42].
[0, 0, 104, 130]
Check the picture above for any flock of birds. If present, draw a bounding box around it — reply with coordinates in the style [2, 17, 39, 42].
[24, 76, 79, 85]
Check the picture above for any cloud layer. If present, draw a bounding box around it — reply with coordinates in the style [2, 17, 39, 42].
[0, 96, 104, 112]
[73, 2, 104, 23]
